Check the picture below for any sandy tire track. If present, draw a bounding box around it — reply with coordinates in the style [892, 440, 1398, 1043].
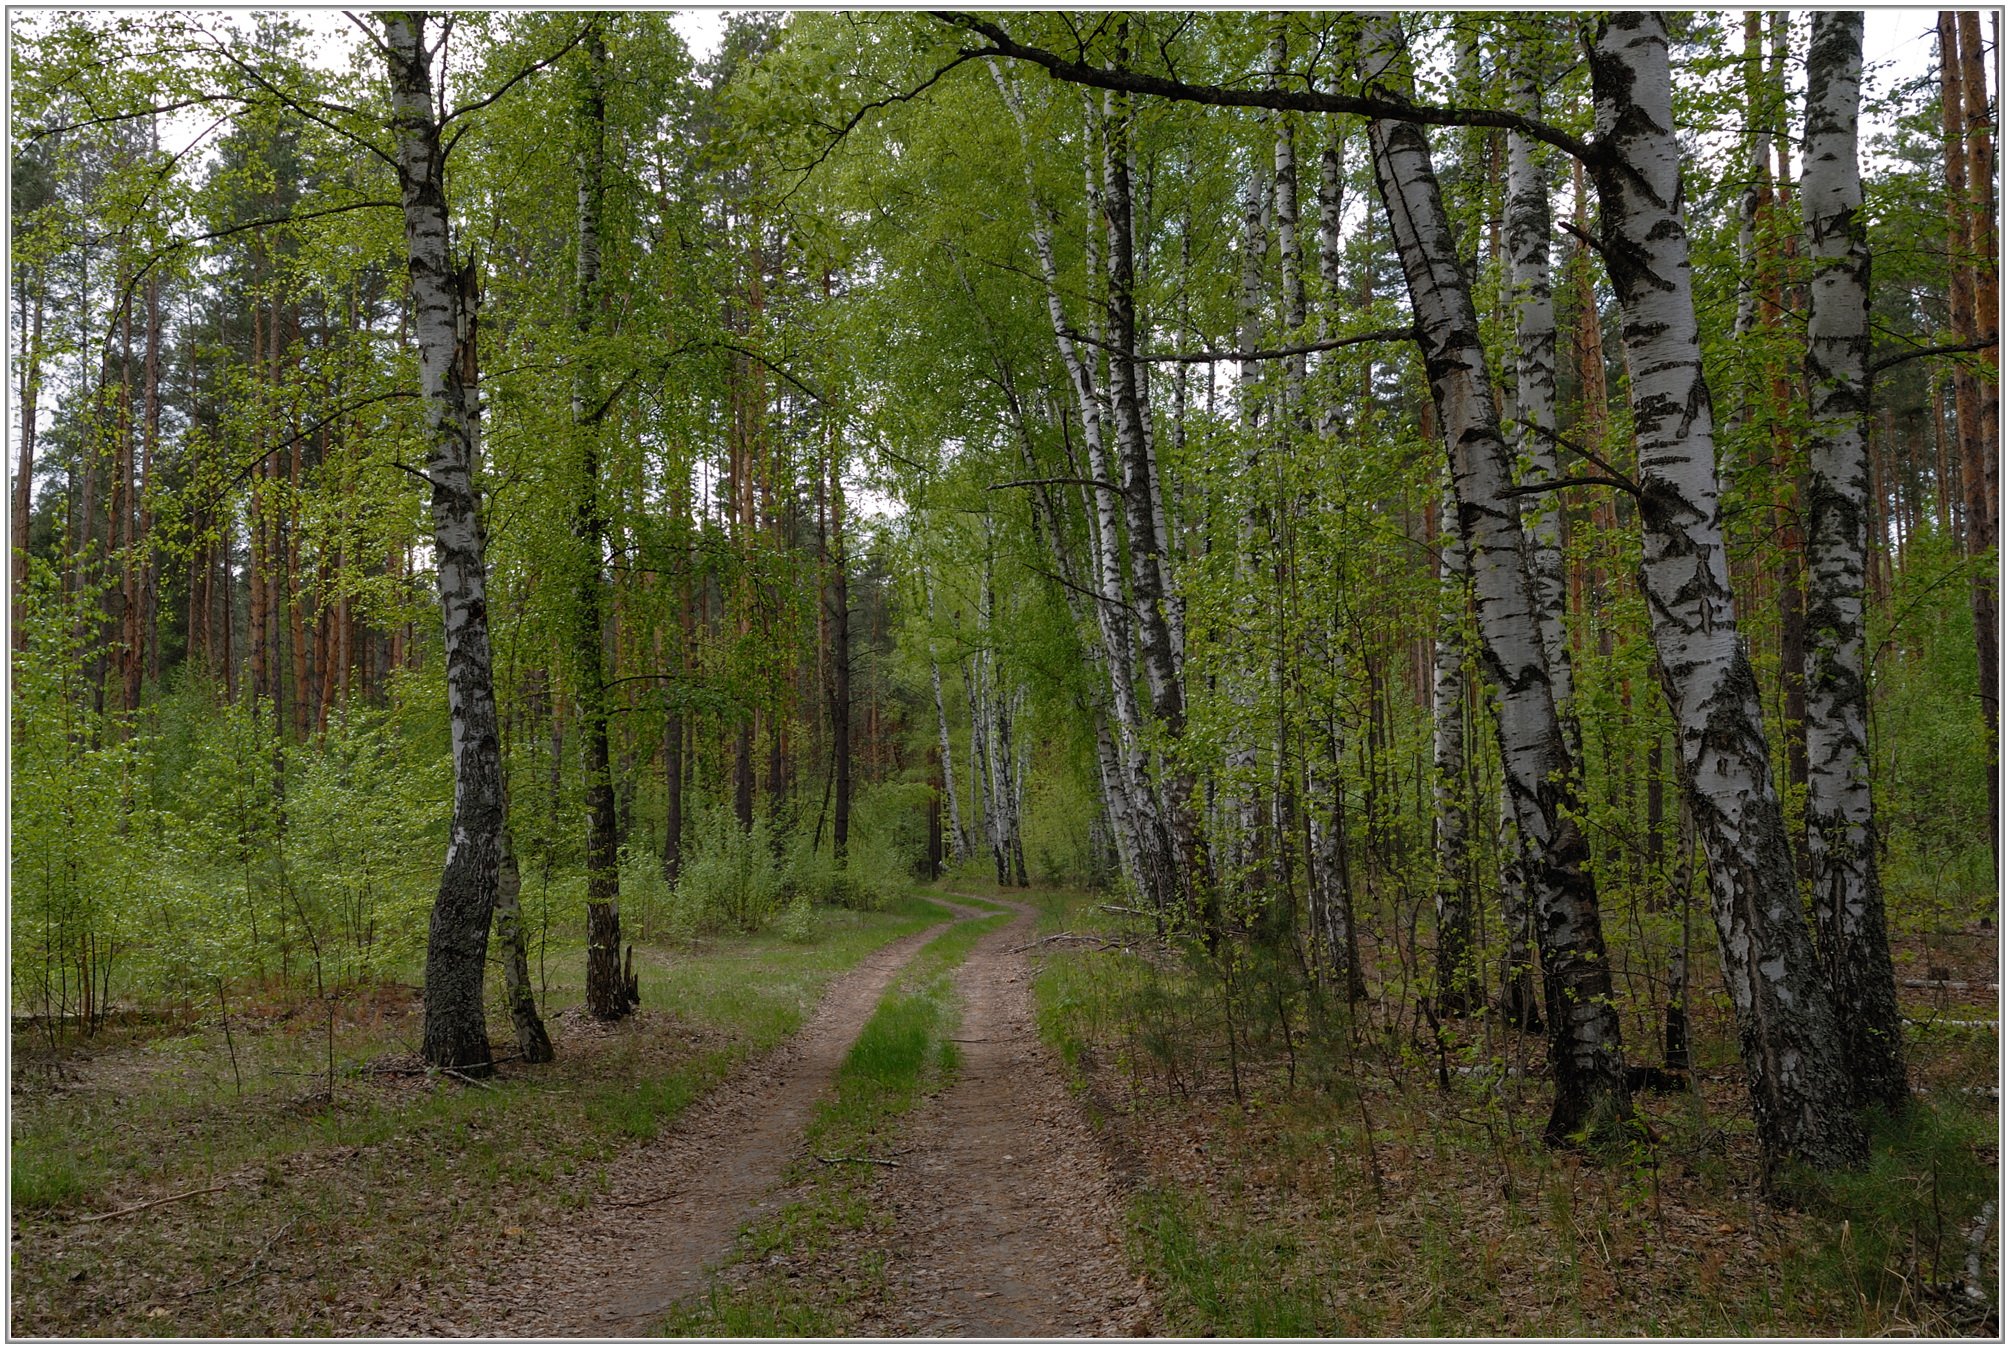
[857, 892, 1157, 1337]
[360, 903, 979, 1336]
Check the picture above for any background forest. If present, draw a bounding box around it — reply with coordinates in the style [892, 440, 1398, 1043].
[7, 7, 2000, 1336]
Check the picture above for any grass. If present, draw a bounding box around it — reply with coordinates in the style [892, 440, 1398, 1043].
[660, 897, 1011, 1336]
[1020, 885, 2000, 1338]
[8, 894, 951, 1337]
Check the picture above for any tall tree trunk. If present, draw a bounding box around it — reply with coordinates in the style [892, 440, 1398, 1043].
[1361, 16, 1629, 1143]
[1432, 479, 1479, 1016]
[1226, 84, 1271, 888]
[1499, 37, 1567, 1035]
[1802, 11, 1906, 1112]
[827, 405, 851, 866]
[1955, 9, 2000, 881]
[13, 274, 43, 654]
[1104, 44, 1213, 935]
[1505, 47, 1576, 755]
[382, 10, 511, 1074]
[663, 520, 692, 886]
[570, 24, 630, 1021]
[494, 820, 553, 1062]
[990, 58, 1173, 920]
[924, 566, 968, 864]
[247, 304, 269, 711]
[1589, 12, 1862, 1172]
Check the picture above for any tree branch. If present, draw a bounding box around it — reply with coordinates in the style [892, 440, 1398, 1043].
[1870, 333, 1998, 374]
[1065, 324, 1415, 364]
[988, 475, 1124, 493]
[934, 11, 1604, 165]
[442, 18, 596, 129]
[1501, 474, 1641, 501]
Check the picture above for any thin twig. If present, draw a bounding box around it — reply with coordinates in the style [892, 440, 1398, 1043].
[1062, 324, 1416, 364]
[1010, 932, 1120, 953]
[1870, 333, 1997, 374]
[816, 1154, 901, 1168]
[436, 1067, 496, 1090]
[78, 1183, 231, 1223]
[609, 1190, 679, 1209]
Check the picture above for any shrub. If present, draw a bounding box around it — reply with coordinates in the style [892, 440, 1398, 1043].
[671, 807, 783, 933]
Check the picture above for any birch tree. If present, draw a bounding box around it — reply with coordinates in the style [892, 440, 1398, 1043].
[1800, 10, 1905, 1112]
[380, 9, 513, 1072]
[1587, 11, 1862, 1171]
[570, 22, 634, 1022]
[1358, 14, 1629, 1142]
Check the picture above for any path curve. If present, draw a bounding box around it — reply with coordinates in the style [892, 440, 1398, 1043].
[362, 903, 979, 1336]
[858, 891, 1156, 1336]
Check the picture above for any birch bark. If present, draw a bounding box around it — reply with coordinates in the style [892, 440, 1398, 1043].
[990, 59, 1179, 920]
[381, 9, 508, 1073]
[1360, 15, 1628, 1141]
[1588, 11, 1862, 1171]
[1102, 42, 1210, 925]
[571, 24, 631, 1022]
[923, 568, 969, 865]
[1504, 50, 1575, 753]
[1801, 10, 1906, 1111]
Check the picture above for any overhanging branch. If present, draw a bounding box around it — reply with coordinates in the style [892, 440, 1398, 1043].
[935, 11, 1604, 165]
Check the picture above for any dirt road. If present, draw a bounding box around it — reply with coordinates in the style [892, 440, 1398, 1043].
[365, 890, 1149, 1336]
[857, 893, 1155, 1335]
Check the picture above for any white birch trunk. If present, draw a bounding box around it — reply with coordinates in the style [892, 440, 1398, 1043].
[1505, 52, 1577, 752]
[1801, 9, 1906, 1111]
[923, 567, 969, 865]
[1361, 15, 1628, 1141]
[989, 59, 1173, 913]
[1225, 122, 1272, 882]
[382, 11, 505, 1074]
[1589, 11, 1863, 1171]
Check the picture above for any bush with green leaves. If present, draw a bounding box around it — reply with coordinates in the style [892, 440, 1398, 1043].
[671, 806, 785, 933]
[10, 562, 153, 1032]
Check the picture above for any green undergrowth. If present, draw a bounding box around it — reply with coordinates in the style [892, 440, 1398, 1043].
[661, 896, 1009, 1336]
[1022, 886, 2000, 1338]
[9, 896, 950, 1336]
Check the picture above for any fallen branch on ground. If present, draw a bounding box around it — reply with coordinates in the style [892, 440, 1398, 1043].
[1901, 978, 1997, 992]
[816, 1154, 900, 1167]
[609, 1191, 678, 1209]
[78, 1183, 232, 1223]
[435, 1067, 495, 1090]
[1010, 932, 1119, 953]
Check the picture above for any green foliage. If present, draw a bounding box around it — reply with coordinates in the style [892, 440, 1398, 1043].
[584, 1048, 735, 1140]
[1779, 1103, 1998, 1313]
[10, 1146, 88, 1212]
[671, 807, 785, 934]
[1873, 528, 1994, 928]
[1128, 1185, 1326, 1336]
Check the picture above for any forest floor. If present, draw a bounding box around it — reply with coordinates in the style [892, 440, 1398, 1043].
[7, 885, 1151, 1337]
[1013, 883, 2001, 1337]
[10, 893, 956, 1335]
[10, 880, 1999, 1337]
